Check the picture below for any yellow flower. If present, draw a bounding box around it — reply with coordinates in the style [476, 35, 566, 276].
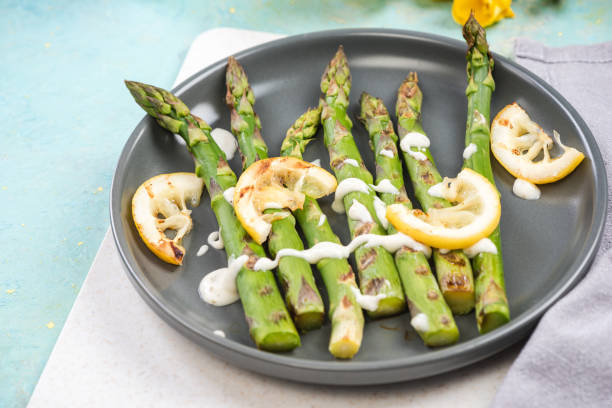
[452, 0, 514, 27]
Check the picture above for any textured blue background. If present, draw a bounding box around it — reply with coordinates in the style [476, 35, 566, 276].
[1, 0, 610, 406]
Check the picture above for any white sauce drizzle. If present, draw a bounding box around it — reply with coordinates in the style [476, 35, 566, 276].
[400, 132, 431, 149]
[196, 244, 209, 256]
[370, 179, 399, 195]
[213, 330, 226, 338]
[318, 213, 326, 227]
[427, 182, 446, 198]
[350, 286, 387, 312]
[513, 178, 541, 200]
[207, 230, 224, 250]
[438, 248, 450, 254]
[210, 128, 238, 160]
[464, 238, 498, 258]
[252, 232, 431, 272]
[342, 158, 360, 168]
[332, 178, 371, 213]
[310, 159, 321, 167]
[222, 187, 235, 205]
[348, 199, 373, 224]
[473, 110, 487, 126]
[410, 313, 430, 332]
[379, 148, 395, 158]
[407, 150, 428, 162]
[198, 254, 249, 306]
[463, 143, 477, 160]
[373, 196, 389, 229]
[400, 132, 430, 162]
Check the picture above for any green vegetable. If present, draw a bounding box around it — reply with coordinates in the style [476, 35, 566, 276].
[461, 14, 510, 333]
[125, 80, 300, 350]
[226, 57, 325, 331]
[395, 73, 476, 315]
[359, 92, 459, 346]
[282, 107, 365, 358]
[320, 46, 405, 318]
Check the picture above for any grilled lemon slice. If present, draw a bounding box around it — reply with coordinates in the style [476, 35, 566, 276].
[386, 168, 500, 249]
[234, 157, 337, 244]
[132, 172, 203, 265]
[491, 103, 585, 184]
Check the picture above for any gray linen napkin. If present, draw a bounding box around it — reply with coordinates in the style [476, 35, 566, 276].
[492, 40, 612, 407]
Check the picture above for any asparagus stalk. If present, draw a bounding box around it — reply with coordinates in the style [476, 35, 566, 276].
[462, 14, 510, 333]
[226, 57, 325, 331]
[281, 107, 365, 358]
[396, 73, 476, 315]
[320, 46, 405, 318]
[125, 80, 300, 351]
[359, 93, 459, 346]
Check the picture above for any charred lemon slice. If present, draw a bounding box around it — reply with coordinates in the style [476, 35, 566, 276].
[452, 0, 514, 27]
[234, 157, 337, 244]
[491, 103, 585, 184]
[386, 168, 500, 249]
[132, 172, 203, 265]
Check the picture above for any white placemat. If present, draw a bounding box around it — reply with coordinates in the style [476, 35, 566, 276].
[28, 28, 519, 408]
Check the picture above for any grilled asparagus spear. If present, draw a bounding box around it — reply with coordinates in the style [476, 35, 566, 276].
[320, 46, 405, 318]
[359, 92, 459, 346]
[281, 107, 365, 358]
[125, 80, 300, 351]
[226, 57, 325, 331]
[395, 73, 476, 315]
[461, 14, 510, 333]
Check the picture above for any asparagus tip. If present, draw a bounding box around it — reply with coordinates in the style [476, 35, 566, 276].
[463, 11, 489, 55]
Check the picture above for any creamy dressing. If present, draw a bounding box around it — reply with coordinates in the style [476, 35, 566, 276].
[464, 238, 498, 258]
[410, 313, 430, 332]
[318, 213, 327, 227]
[198, 254, 249, 306]
[310, 159, 321, 167]
[196, 244, 209, 256]
[207, 230, 224, 250]
[348, 199, 373, 224]
[463, 143, 477, 160]
[379, 148, 395, 158]
[373, 196, 389, 229]
[427, 182, 446, 198]
[332, 178, 372, 213]
[370, 179, 399, 195]
[360, 233, 432, 257]
[473, 110, 487, 126]
[400, 132, 430, 162]
[210, 128, 238, 160]
[213, 330, 226, 338]
[400, 131, 431, 149]
[438, 248, 450, 254]
[222, 187, 235, 205]
[513, 178, 541, 200]
[406, 149, 428, 162]
[252, 232, 431, 271]
[350, 286, 387, 312]
[342, 158, 360, 168]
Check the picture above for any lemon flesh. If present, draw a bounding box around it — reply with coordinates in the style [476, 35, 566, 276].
[234, 157, 337, 244]
[491, 103, 585, 184]
[132, 172, 203, 265]
[386, 169, 500, 249]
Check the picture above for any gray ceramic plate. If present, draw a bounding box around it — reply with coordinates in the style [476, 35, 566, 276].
[110, 29, 607, 385]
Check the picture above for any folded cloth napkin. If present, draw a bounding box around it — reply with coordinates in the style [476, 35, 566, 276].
[493, 39, 612, 407]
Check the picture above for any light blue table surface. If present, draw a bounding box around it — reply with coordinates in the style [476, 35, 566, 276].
[1, 0, 610, 406]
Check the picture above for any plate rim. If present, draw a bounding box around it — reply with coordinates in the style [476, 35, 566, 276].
[110, 27, 608, 383]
